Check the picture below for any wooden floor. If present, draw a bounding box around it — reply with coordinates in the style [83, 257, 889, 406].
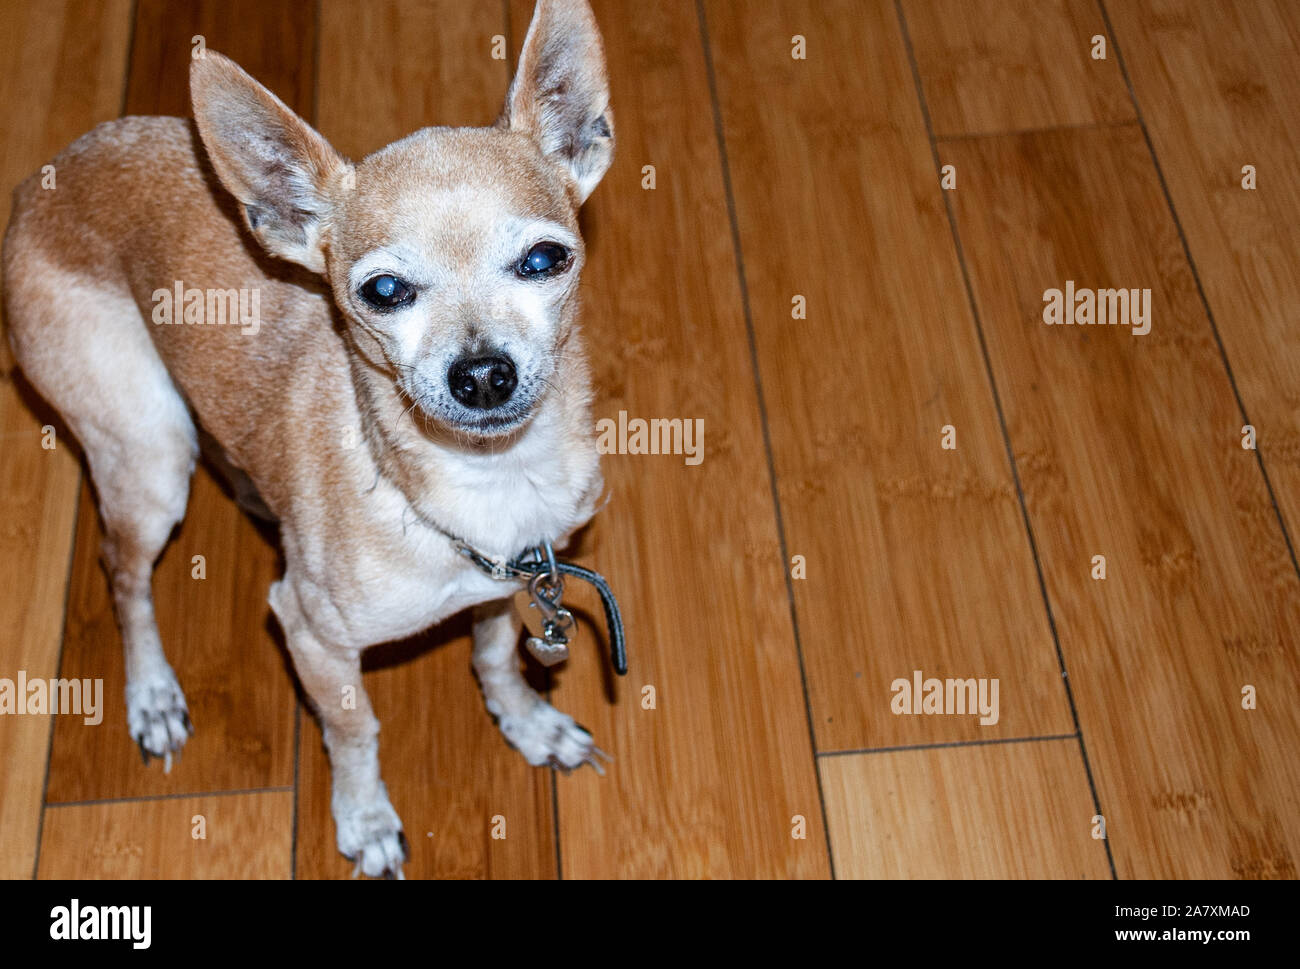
[1, 0, 1297, 879]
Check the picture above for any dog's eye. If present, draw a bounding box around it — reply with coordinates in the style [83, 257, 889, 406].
[359, 274, 414, 309]
[517, 242, 571, 278]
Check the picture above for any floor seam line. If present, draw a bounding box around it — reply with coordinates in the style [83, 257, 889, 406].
[696, 0, 837, 879]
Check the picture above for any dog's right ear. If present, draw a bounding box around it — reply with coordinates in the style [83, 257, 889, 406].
[190, 52, 350, 274]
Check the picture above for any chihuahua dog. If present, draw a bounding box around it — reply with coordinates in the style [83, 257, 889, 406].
[3, 0, 613, 878]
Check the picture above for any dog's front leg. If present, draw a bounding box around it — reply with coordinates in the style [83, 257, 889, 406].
[270, 579, 408, 878]
[472, 598, 606, 773]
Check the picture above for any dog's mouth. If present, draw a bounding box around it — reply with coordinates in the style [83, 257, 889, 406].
[395, 362, 546, 442]
[411, 393, 539, 441]
[452, 407, 534, 437]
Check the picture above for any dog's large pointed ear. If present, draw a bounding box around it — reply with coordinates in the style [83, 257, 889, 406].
[190, 52, 351, 274]
[501, 0, 613, 204]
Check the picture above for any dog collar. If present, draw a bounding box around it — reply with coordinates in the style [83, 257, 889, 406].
[437, 528, 628, 677]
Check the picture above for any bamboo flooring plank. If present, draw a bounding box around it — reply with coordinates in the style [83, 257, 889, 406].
[902, 0, 1134, 137]
[1107, 0, 1300, 555]
[821, 740, 1111, 878]
[38, 791, 293, 879]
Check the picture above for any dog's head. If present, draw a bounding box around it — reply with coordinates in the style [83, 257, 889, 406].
[190, 0, 612, 438]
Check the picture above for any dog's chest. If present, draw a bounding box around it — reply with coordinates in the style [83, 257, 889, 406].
[329, 434, 600, 647]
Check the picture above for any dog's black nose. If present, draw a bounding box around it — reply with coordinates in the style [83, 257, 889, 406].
[447, 354, 517, 410]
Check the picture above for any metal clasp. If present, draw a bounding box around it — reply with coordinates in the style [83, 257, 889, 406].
[524, 542, 575, 666]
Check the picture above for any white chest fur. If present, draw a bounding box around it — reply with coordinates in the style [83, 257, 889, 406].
[299, 405, 602, 650]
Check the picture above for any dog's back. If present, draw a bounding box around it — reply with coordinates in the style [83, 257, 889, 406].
[4, 115, 346, 508]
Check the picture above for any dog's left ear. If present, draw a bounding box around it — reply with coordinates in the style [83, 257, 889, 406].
[502, 0, 614, 204]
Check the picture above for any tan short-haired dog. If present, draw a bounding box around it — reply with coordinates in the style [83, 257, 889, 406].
[3, 0, 612, 878]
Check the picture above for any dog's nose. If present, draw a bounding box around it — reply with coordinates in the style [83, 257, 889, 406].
[447, 354, 517, 410]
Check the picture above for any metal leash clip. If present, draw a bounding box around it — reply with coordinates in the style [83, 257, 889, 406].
[523, 542, 576, 667]
[449, 527, 627, 676]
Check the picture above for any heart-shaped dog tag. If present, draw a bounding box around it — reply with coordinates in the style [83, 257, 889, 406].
[525, 635, 570, 667]
[514, 590, 572, 666]
[514, 575, 575, 667]
[514, 587, 547, 640]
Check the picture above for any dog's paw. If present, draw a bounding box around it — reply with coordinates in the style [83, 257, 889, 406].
[496, 698, 609, 774]
[126, 670, 192, 773]
[334, 789, 409, 879]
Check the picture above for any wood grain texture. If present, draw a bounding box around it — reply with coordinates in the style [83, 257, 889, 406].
[821, 740, 1111, 878]
[38, 792, 293, 879]
[945, 124, 1300, 878]
[124, 0, 316, 118]
[42, 1, 311, 809]
[0, 0, 132, 879]
[510, 0, 830, 878]
[902, 0, 1134, 137]
[316, 0, 507, 160]
[295, 0, 557, 880]
[704, 0, 1075, 751]
[1106, 0, 1300, 552]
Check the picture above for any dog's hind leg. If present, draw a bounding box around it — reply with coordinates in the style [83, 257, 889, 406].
[6, 277, 198, 768]
[93, 411, 198, 771]
[472, 598, 606, 772]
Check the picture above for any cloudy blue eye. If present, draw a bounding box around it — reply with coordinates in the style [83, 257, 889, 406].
[517, 242, 571, 278]
[359, 274, 414, 309]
